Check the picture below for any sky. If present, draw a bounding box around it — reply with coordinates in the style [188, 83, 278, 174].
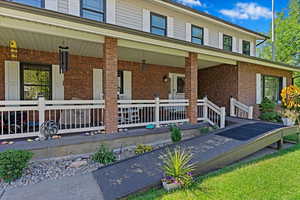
[173, 0, 289, 34]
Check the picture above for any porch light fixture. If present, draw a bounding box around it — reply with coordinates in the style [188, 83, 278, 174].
[59, 46, 69, 73]
[9, 40, 18, 59]
[163, 75, 169, 83]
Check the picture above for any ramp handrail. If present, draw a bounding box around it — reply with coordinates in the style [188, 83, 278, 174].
[230, 98, 253, 119]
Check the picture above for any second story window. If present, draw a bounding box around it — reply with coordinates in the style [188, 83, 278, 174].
[242, 40, 251, 56]
[81, 0, 105, 22]
[191, 25, 204, 45]
[150, 13, 167, 36]
[10, 0, 44, 8]
[223, 34, 232, 52]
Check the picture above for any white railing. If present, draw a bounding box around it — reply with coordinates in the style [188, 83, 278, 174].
[197, 97, 226, 128]
[0, 98, 105, 139]
[118, 98, 189, 128]
[230, 98, 253, 119]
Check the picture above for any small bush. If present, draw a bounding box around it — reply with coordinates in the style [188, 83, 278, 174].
[199, 127, 210, 134]
[161, 148, 195, 186]
[170, 125, 182, 142]
[259, 97, 281, 122]
[135, 144, 153, 155]
[92, 144, 116, 165]
[0, 150, 33, 182]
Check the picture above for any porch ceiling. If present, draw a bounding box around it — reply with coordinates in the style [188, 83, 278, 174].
[0, 27, 223, 68]
[0, 27, 103, 58]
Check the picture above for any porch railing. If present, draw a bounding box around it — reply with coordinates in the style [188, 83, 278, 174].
[230, 98, 253, 119]
[0, 98, 105, 139]
[197, 97, 226, 128]
[118, 98, 189, 128]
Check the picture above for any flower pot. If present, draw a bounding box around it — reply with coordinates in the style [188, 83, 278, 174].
[162, 180, 181, 191]
[282, 117, 295, 126]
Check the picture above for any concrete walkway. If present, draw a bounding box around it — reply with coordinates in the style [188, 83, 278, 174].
[1, 173, 104, 200]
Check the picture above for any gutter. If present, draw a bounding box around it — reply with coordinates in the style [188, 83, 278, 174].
[256, 39, 268, 47]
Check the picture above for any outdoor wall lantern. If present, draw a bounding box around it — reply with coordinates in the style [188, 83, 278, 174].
[59, 46, 69, 73]
[163, 75, 169, 83]
[9, 40, 18, 59]
[141, 59, 147, 72]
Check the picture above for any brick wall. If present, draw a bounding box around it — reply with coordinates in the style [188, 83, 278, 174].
[0, 46, 184, 101]
[237, 61, 293, 118]
[198, 64, 239, 110]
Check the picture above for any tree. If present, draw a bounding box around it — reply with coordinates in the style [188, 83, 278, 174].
[258, 0, 300, 67]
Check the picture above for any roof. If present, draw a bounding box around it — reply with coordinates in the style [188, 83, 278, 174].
[0, 0, 298, 72]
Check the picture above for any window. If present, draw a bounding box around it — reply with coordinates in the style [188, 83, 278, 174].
[118, 70, 124, 95]
[176, 77, 185, 93]
[10, 0, 44, 8]
[20, 63, 52, 100]
[262, 75, 282, 102]
[242, 40, 251, 56]
[223, 34, 232, 51]
[81, 0, 105, 22]
[150, 13, 167, 36]
[191, 25, 204, 45]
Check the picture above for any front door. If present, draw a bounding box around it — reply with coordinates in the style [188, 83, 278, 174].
[169, 73, 185, 99]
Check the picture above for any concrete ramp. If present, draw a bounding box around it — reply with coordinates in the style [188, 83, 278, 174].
[93, 122, 287, 200]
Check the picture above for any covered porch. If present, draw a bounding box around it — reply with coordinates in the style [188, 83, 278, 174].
[0, 8, 251, 140]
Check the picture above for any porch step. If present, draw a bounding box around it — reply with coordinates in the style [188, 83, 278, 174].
[93, 121, 284, 200]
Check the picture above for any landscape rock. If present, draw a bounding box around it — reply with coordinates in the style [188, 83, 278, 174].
[69, 160, 88, 168]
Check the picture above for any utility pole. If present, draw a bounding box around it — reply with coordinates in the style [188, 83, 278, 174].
[272, 0, 275, 61]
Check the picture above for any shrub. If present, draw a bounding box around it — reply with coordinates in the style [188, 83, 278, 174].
[170, 125, 182, 142]
[161, 148, 195, 186]
[199, 127, 210, 134]
[135, 144, 153, 155]
[259, 97, 281, 122]
[0, 150, 33, 182]
[92, 144, 116, 165]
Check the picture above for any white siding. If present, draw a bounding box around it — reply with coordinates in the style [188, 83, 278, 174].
[106, 0, 116, 24]
[45, 0, 58, 11]
[116, 0, 142, 30]
[5, 61, 20, 100]
[209, 31, 219, 48]
[174, 19, 186, 41]
[69, 0, 80, 16]
[58, 0, 69, 14]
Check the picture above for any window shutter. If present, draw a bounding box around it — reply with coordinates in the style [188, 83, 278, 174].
[142, 9, 150, 32]
[106, 0, 116, 24]
[167, 16, 174, 37]
[250, 41, 255, 56]
[282, 77, 287, 89]
[204, 27, 209, 45]
[232, 37, 237, 52]
[45, 0, 58, 11]
[52, 65, 64, 100]
[239, 39, 243, 54]
[123, 71, 132, 100]
[256, 73, 262, 104]
[185, 23, 191, 42]
[5, 61, 20, 100]
[68, 0, 80, 16]
[93, 69, 103, 100]
[219, 32, 223, 49]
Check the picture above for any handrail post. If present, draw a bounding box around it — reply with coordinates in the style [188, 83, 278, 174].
[220, 107, 226, 128]
[203, 96, 208, 121]
[155, 97, 160, 128]
[230, 97, 235, 117]
[248, 106, 254, 119]
[38, 97, 45, 137]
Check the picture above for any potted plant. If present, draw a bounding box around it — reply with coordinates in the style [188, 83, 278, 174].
[281, 85, 300, 126]
[160, 147, 194, 191]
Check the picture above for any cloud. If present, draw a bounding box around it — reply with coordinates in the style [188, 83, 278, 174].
[219, 2, 272, 20]
[175, 0, 205, 7]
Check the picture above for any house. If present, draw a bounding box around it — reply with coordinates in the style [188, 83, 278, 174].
[0, 0, 299, 139]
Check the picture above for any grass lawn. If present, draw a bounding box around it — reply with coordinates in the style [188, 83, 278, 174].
[130, 144, 300, 200]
